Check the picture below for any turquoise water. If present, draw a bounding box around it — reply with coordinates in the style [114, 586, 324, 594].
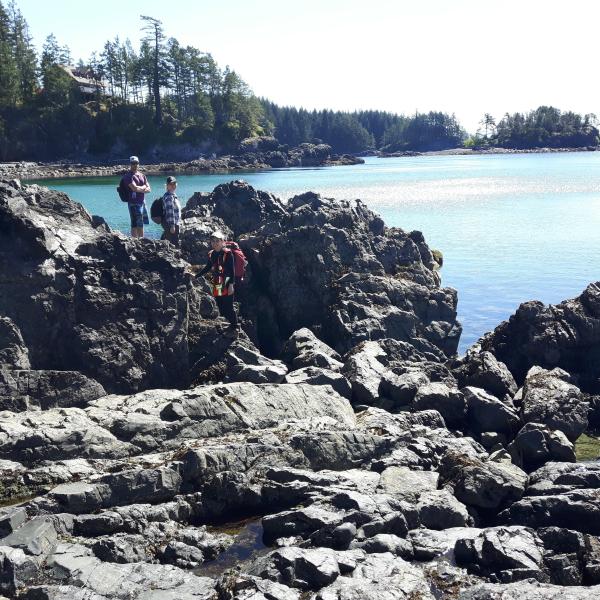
[35, 153, 600, 354]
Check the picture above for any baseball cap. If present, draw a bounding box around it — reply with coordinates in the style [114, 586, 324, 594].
[210, 230, 225, 240]
[166, 176, 177, 184]
[129, 156, 139, 163]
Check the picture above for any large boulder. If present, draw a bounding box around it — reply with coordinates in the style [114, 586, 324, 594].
[520, 367, 589, 442]
[480, 282, 600, 393]
[0, 179, 228, 394]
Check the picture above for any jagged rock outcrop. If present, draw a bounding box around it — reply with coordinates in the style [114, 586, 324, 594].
[479, 282, 600, 393]
[178, 182, 461, 358]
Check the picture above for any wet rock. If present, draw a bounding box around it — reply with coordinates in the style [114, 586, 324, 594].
[508, 423, 575, 472]
[520, 367, 589, 441]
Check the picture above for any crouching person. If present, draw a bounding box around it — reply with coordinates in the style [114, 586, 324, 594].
[161, 176, 181, 246]
[197, 230, 239, 334]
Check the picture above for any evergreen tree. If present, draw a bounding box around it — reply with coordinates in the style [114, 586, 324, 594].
[0, 1, 18, 108]
[7, 0, 36, 103]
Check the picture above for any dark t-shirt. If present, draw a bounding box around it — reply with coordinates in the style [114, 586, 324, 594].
[122, 171, 147, 205]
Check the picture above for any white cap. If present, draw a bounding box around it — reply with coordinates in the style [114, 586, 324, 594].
[210, 230, 225, 240]
[129, 155, 139, 163]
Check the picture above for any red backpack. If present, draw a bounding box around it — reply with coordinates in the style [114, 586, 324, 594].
[225, 241, 248, 281]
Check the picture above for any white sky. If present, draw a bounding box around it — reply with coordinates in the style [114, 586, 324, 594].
[15, 0, 600, 133]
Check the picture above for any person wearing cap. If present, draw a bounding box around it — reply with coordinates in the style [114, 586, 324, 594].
[197, 231, 239, 333]
[161, 176, 181, 246]
[121, 156, 151, 238]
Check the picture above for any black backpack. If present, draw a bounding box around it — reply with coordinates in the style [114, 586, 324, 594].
[150, 197, 164, 224]
[117, 177, 130, 202]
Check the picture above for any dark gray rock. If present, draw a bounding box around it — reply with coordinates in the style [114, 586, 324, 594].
[463, 386, 521, 436]
[441, 451, 528, 510]
[520, 367, 589, 441]
[352, 533, 413, 559]
[0, 317, 30, 369]
[0, 546, 41, 596]
[455, 525, 546, 583]
[0, 518, 58, 556]
[413, 382, 465, 427]
[249, 546, 340, 590]
[508, 423, 575, 472]
[458, 581, 600, 599]
[452, 350, 518, 400]
[224, 343, 288, 384]
[0, 507, 27, 537]
[500, 489, 600, 534]
[285, 367, 352, 399]
[0, 369, 106, 411]
[479, 282, 600, 394]
[282, 328, 343, 371]
[416, 489, 471, 529]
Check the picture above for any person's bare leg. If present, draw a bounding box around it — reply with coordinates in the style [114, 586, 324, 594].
[132, 227, 143, 238]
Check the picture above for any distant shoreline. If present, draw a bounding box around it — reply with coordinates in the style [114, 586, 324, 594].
[0, 152, 362, 182]
[375, 146, 599, 158]
[1, 145, 597, 181]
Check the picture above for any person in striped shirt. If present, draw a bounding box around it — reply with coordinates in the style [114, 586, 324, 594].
[161, 176, 181, 246]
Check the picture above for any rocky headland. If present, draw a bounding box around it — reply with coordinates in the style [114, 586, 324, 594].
[0, 177, 599, 599]
[0, 139, 363, 181]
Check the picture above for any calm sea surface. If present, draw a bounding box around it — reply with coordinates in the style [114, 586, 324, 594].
[35, 153, 600, 354]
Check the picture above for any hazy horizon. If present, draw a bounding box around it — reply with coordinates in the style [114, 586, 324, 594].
[15, 0, 600, 133]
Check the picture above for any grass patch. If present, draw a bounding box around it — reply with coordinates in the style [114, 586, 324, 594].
[575, 433, 600, 462]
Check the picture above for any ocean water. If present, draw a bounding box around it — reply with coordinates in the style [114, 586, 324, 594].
[34, 152, 600, 354]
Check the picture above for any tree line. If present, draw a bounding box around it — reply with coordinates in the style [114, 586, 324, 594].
[468, 107, 599, 149]
[0, 0, 598, 161]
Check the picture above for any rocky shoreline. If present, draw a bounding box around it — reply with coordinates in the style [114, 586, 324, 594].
[0, 177, 599, 599]
[0, 141, 363, 181]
